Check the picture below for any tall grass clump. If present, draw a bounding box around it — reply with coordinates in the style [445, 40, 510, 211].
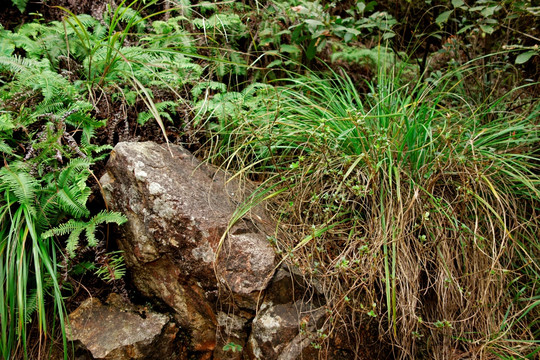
[208, 59, 540, 358]
[0, 107, 127, 359]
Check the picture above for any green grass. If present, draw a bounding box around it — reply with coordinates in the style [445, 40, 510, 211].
[0, 166, 67, 359]
[208, 58, 540, 358]
[0, 158, 127, 359]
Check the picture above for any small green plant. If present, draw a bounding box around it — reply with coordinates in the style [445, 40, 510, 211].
[434, 319, 452, 329]
[0, 161, 126, 359]
[222, 341, 243, 353]
[93, 251, 127, 283]
[0, 104, 126, 359]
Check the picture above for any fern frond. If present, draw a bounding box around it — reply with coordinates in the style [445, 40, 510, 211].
[85, 222, 97, 247]
[44, 211, 126, 257]
[31, 100, 68, 118]
[22, 68, 74, 101]
[24, 288, 39, 323]
[191, 81, 227, 99]
[0, 139, 13, 154]
[70, 14, 101, 32]
[0, 167, 38, 207]
[56, 186, 90, 218]
[0, 31, 39, 56]
[12, 0, 29, 13]
[42, 219, 81, 238]
[89, 210, 127, 227]
[23, 275, 53, 322]
[85, 144, 113, 161]
[94, 251, 126, 282]
[66, 227, 84, 257]
[0, 55, 39, 73]
[57, 158, 92, 187]
[241, 82, 273, 98]
[137, 100, 176, 125]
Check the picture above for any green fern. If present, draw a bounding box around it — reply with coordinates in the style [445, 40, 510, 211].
[0, 166, 38, 208]
[94, 251, 126, 282]
[43, 211, 127, 257]
[137, 100, 177, 125]
[0, 55, 76, 102]
[191, 81, 227, 99]
[192, 13, 247, 41]
[11, 0, 29, 13]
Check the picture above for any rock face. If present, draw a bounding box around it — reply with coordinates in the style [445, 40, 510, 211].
[67, 293, 179, 360]
[96, 141, 380, 360]
[247, 301, 324, 360]
[100, 142, 276, 355]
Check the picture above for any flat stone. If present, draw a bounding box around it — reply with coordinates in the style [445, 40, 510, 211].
[67, 294, 177, 360]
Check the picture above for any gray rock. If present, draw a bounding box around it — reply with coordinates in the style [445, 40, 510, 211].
[100, 141, 276, 354]
[247, 301, 325, 360]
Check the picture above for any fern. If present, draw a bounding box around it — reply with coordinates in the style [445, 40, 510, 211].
[95, 251, 126, 282]
[0, 166, 38, 208]
[0, 55, 76, 102]
[56, 159, 93, 188]
[192, 13, 247, 41]
[0, 54, 39, 73]
[191, 81, 227, 99]
[11, 0, 29, 13]
[43, 211, 127, 257]
[0, 139, 12, 154]
[137, 100, 177, 125]
[22, 275, 54, 323]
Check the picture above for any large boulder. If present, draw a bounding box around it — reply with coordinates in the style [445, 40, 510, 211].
[100, 142, 276, 355]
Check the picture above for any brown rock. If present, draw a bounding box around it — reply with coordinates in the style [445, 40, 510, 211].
[246, 301, 325, 360]
[100, 142, 276, 354]
[67, 294, 178, 360]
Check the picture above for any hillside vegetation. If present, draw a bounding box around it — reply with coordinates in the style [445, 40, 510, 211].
[0, 0, 538, 359]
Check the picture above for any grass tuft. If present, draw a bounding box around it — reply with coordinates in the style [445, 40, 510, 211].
[208, 58, 540, 358]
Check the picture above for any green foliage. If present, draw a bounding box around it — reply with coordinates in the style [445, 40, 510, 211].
[431, 0, 540, 64]
[11, 0, 29, 13]
[1, 1, 538, 359]
[208, 55, 540, 358]
[222, 341, 243, 353]
[0, 106, 127, 359]
[93, 251, 127, 283]
[254, 0, 396, 64]
[137, 101, 177, 125]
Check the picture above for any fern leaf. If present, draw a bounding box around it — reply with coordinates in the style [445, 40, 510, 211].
[89, 210, 127, 226]
[66, 227, 84, 257]
[56, 187, 90, 218]
[85, 222, 97, 247]
[57, 159, 92, 188]
[192, 81, 227, 99]
[42, 219, 82, 238]
[12, 0, 29, 13]
[0, 55, 38, 73]
[0, 167, 38, 207]
[0, 140, 12, 154]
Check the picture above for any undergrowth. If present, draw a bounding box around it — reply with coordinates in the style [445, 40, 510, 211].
[0, 0, 538, 359]
[207, 57, 540, 358]
[0, 109, 126, 359]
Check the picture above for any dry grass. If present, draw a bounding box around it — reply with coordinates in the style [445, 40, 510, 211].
[207, 59, 540, 358]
